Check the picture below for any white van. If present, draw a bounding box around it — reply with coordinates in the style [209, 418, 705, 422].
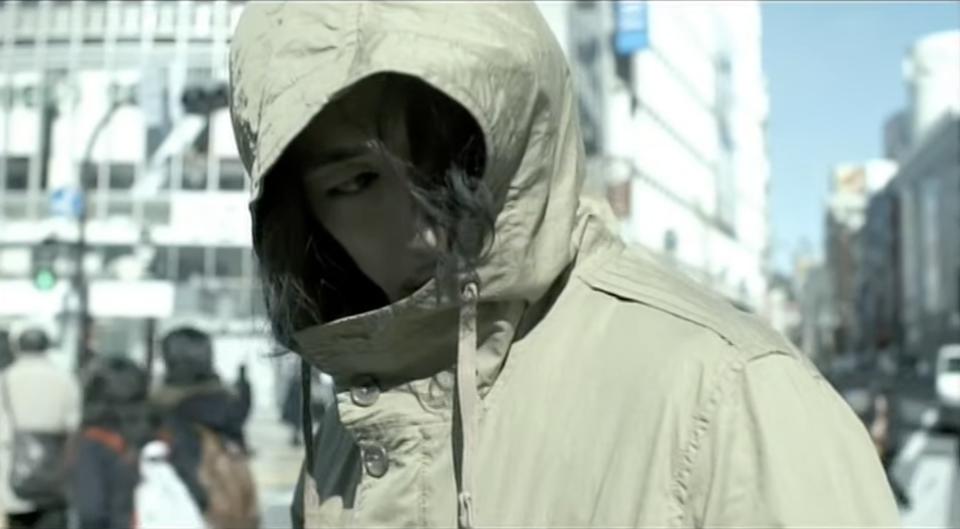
[935, 344, 960, 431]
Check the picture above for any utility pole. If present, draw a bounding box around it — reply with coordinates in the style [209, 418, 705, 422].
[73, 81, 227, 371]
[74, 97, 131, 371]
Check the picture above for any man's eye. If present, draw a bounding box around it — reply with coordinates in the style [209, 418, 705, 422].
[327, 172, 378, 197]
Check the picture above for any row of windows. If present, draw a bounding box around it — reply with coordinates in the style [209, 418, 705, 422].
[0, 243, 255, 286]
[0, 156, 246, 192]
[1, 2, 244, 44]
[150, 245, 252, 282]
[0, 82, 137, 109]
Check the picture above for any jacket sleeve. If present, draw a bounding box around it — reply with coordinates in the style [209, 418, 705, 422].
[688, 352, 901, 527]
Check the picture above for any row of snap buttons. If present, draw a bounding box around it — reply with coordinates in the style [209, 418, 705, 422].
[359, 442, 389, 478]
[351, 375, 388, 477]
[350, 374, 380, 407]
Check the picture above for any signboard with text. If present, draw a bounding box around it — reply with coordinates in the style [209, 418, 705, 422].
[615, 1, 649, 55]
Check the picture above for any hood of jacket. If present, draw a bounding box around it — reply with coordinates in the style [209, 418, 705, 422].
[229, 2, 596, 389]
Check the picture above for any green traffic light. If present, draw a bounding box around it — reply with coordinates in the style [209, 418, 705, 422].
[35, 270, 56, 290]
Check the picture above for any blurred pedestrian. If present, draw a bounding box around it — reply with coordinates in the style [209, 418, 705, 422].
[869, 390, 911, 508]
[0, 330, 7, 529]
[230, 2, 900, 527]
[70, 356, 152, 529]
[0, 329, 12, 372]
[151, 327, 259, 529]
[0, 327, 81, 529]
[281, 368, 303, 447]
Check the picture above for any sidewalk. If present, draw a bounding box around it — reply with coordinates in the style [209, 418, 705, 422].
[246, 406, 304, 528]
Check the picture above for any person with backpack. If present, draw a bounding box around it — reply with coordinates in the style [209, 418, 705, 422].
[0, 326, 81, 529]
[70, 356, 153, 529]
[151, 326, 259, 529]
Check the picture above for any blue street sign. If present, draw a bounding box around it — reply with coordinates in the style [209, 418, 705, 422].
[615, 1, 649, 55]
[49, 187, 84, 218]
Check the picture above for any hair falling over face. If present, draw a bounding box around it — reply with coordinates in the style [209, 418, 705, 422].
[253, 73, 494, 351]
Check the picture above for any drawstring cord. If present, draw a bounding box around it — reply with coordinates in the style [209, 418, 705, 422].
[301, 359, 315, 470]
[300, 282, 481, 528]
[456, 280, 480, 529]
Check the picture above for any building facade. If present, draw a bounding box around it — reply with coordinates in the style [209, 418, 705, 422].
[856, 183, 902, 356]
[894, 114, 960, 363]
[794, 259, 835, 368]
[824, 160, 897, 356]
[902, 31, 960, 151]
[535, 0, 771, 311]
[0, 1, 256, 362]
[858, 30, 960, 367]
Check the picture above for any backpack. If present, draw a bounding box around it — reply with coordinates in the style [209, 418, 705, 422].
[195, 425, 260, 529]
[1, 375, 67, 507]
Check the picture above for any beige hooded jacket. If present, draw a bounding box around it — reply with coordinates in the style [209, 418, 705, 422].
[229, 2, 900, 527]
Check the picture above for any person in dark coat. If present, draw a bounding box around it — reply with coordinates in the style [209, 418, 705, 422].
[150, 327, 251, 512]
[70, 356, 152, 529]
[0, 330, 12, 372]
[281, 369, 303, 447]
[866, 381, 911, 508]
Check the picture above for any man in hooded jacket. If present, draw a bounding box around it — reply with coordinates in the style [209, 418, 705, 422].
[228, 2, 900, 527]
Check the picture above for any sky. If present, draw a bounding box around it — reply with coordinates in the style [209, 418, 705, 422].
[761, 1, 960, 273]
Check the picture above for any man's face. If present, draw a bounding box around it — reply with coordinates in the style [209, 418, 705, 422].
[289, 78, 438, 303]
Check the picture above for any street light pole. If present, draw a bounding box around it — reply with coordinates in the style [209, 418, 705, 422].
[71, 81, 225, 371]
[74, 98, 128, 371]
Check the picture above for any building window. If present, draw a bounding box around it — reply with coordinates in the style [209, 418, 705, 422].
[3, 157, 30, 191]
[80, 162, 137, 191]
[109, 163, 136, 190]
[176, 246, 206, 281]
[149, 247, 172, 280]
[217, 158, 245, 191]
[181, 151, 208, 190]
[101, 245, 131, 269]
[142, 200, 172, 224]
[106, 197, 134, 218]
[214, 247, 244, 278]
[80, 162, 99, 190]
[186, 66, 213, 86]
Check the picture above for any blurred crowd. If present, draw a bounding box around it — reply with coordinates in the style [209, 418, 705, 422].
[0, 323, 315, 529]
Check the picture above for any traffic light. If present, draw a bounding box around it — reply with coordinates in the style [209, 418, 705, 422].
[181, 82, 229, 115]
[32, 239, 58, 291]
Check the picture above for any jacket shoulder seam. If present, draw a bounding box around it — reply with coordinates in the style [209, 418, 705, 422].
[669, 357, 747, 524]
[576, 246, 798, 362]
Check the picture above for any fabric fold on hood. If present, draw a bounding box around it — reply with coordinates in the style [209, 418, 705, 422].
[230, 2, 585, 362]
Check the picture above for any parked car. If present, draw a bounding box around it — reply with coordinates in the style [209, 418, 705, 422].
[935, 344, 960, 432]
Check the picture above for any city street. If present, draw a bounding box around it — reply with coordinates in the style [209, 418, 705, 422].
[840, 379, 960, 527]
[247, 406, 303, 529]
[893, 407, 960, 527]
[1, 2, 954, 527]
